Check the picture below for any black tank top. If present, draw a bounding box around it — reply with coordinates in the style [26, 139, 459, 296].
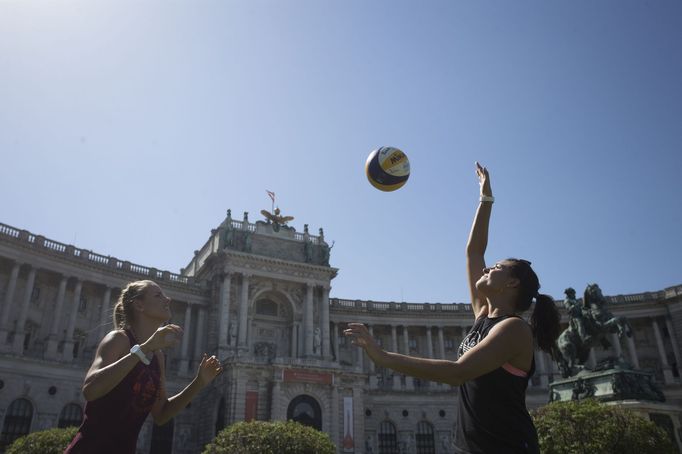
[453, 315, 539, 454]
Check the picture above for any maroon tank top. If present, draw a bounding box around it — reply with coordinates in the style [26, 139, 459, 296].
[64, 330, 161, 454]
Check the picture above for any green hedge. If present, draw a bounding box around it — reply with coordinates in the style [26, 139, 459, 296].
[532, 399, 675, 454]
[6, 426, 78, 454]
[203, 420, 335, 454]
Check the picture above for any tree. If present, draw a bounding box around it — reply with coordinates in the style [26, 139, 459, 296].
[203, 420, 335, 454]
[6, 426, 78, 454]
[531, 399, 675, 454]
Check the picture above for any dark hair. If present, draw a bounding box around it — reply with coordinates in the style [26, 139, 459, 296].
[506, 259, 560, 353]
[113, 280, 154, 330]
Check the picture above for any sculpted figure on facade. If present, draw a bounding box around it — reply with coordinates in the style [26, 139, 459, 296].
[313, 327, 321, 354]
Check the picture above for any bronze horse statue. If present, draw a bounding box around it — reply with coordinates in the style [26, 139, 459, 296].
[552, 284, 632, 378]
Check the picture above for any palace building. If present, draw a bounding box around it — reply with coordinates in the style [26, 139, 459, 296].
[0, 210, 681, 453]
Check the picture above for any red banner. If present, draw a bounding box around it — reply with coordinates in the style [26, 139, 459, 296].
[282, 368, 333, 385]
[245, 391, 258, 421]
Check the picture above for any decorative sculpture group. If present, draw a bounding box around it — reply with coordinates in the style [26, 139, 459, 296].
[552, 284, 632, 378]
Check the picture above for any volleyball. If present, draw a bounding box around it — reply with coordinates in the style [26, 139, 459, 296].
[365, 147, 410, 192]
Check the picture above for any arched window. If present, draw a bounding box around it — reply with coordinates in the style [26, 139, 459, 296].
[215, 398, 226, 436]
[149, 419, 174, 454]
[58, 403, 83, 428]
[255, 299, 278, 317]
[287, 395, 322, 431]
[0, 398, 33, 449]
[416, 420, 435, 454]
[378, 420, 398, 454]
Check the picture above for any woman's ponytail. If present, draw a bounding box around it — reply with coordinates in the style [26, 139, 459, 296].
[112, 280, 153, 330]
[508, 259, 561, 354]
[530, 293, 561, 354]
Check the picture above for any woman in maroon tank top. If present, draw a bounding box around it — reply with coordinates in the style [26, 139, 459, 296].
[344, 163, 562, 453]
[65, 280, 222, 454]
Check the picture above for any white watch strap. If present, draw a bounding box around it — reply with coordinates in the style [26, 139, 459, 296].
[130, 344, 150, 365]
[479, 195, 495, 203]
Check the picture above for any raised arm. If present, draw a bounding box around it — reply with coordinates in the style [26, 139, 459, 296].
[151, 353, 222, 425]
[82, 325, 183, 401]
[466, 162, 493, 319]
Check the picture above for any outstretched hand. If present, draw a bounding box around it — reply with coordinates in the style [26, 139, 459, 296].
[475, 162, 492, 197]
[196, 354, 222, 387]
[343, 323, 386, 365]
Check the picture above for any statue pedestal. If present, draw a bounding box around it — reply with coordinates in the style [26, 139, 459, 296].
[549, 367, 665, 403]
[550, 367, 682, 451]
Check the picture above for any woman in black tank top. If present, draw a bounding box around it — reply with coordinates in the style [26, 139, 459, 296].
[345, 163, 561, 454]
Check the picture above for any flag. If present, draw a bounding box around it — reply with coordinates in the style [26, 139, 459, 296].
[266, 190, 275, 202]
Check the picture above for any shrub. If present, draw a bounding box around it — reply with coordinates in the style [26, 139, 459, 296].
[532, 399, 675, 454]
[6, 426, 78, 454]
[203, 420, 335, 454]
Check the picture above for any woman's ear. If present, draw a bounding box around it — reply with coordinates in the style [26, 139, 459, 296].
[506, 277, 521, 289]
[132, 298, 145, 313]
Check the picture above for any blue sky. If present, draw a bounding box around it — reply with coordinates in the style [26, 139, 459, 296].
[1, 1, 680, 304]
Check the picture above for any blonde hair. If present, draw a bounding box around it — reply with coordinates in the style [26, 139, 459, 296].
[113, 280, 155, 330]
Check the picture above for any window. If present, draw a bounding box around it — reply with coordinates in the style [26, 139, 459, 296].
[416, 421, 435, 454]
[255, 299, 278, 317]
[378, 420, 398, 454]
[58, 403, 83, 428]
[0, 398, 33, 449]
[444, 339, 455, 350]
[408, 339, 417, 349]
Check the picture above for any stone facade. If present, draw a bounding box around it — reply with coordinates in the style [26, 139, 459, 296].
[0, 214, 681, 453]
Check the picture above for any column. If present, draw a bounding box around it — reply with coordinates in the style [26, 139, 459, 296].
[0, 262, 20, 342]
[391, 325, 399, 389]
[218, 273, 232, 354]
[356, 340, 364, 372]
[97, 286, 113, 341]
[332, 322, 340, 362]
[331, 385, 340, 448]
[367, 325, 375, 373]
[13, 267, 36, 355]
[437, 326, 446, 359]
[426, 326, 434, 358]
[271, 380, 282, 420]
[179, 303, 192, 374]
[402, 326, 410, 354]
[652, 317, 675, 384]
[320, 285, 331, 359]
[46, 276, 68, 357]
[291, 323, 298, 358]
[62, 279, 82, 361]
[238, 274, 250, 348]
[194, 307, 207, 361]
[390, 325, 398, 352]
[304, 283, 314, 356]
[368, 325, 378, 388]
[665, 318, 682, 377]
[402, 326, 414, 390]
[626, 334, 640, 369]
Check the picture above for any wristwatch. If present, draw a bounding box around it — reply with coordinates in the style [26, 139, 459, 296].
[130, 344, 150, 365]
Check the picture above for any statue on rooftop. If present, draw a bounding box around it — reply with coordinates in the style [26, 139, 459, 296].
[260, 207, 294, 232]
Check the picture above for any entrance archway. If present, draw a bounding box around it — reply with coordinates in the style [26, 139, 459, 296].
[286, 395, 322, 430]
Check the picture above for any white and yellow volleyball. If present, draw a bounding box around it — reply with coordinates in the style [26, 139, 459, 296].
[365, 147, 410, 192]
